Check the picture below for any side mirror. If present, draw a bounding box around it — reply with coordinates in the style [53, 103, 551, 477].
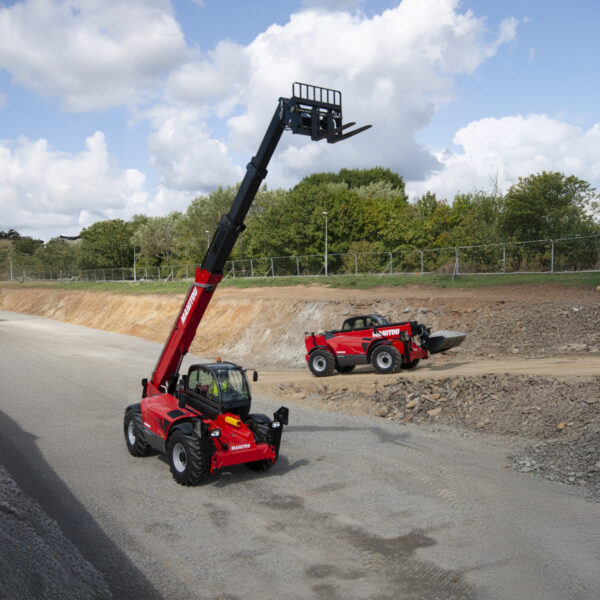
[252, 371, 258, 382]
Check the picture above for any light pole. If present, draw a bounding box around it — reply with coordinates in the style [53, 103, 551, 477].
[205, 230, 210, 249]
[323, 211, 328, 276]
[133, 246, 137, 282]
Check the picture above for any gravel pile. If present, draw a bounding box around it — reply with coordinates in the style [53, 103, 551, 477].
[456, 302, 600, 358]
[0, 465, 111, 600]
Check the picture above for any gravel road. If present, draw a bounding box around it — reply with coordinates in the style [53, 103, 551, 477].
[1, 311, 599, 600]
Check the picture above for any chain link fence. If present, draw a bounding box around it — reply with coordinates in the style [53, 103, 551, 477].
[6, 234, 600, 282]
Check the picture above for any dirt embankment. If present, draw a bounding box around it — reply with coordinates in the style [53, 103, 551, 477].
[1, 283, 599, 367]
[1, 283, 599, 498]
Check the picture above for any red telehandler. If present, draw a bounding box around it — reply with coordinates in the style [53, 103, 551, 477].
[305, 314, 466, 376]
[124, 83, 371, 485]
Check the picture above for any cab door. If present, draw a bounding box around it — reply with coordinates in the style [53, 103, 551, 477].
[186, 366, 220, 417]
[329, 317, 371, 361]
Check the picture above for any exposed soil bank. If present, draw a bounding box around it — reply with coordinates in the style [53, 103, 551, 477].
[1, 283, 599, 367]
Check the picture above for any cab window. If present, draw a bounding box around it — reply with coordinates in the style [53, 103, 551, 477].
[188, 367, 216, 399]
[353, 318, 365, 330]
[214, 368, 249, 407]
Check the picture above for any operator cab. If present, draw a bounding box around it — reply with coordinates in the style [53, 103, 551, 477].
[182, 361, 254, 420]
[341, 314, 389, 331]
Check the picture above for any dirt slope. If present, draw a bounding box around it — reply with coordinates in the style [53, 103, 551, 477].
[1, 283, 599, 368]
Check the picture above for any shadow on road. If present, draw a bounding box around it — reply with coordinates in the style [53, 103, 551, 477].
[0, 410, 162, 600]
[286, 423, 426, 450]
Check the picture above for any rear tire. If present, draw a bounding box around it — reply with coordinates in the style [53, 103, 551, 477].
[371, 345, 402, 374]
[335, 364, 355, 374]
[167, 430, 206, 486]
[124, 411, 152, 457]
[308, 349, 335, 377]
[401, 358, 420, 370]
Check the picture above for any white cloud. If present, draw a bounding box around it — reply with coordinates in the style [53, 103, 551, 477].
[0, 132, 149, 239]
[163, 0, 517, 189]
[406, 115, 600, 200]
[144, 104, 243, 193]
[0, 0, 188, 111]
[0, 0, 524, 240]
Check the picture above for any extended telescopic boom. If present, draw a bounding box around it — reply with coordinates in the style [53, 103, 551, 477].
[146, 83, 371, 396]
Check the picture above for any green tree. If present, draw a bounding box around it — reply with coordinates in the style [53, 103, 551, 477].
[180, 186, 237, 264]
[299, 167, 405, 190]
[79, 219, 135, 269]
[239, 169, 409, 258]
[386, 192, 455, 251]
[500, 172, 599, 241]
[14, 235, 44, 256]
[35, 238, 79, 274]
[449, 190, 504, 246]
[132, 213, 183, 266]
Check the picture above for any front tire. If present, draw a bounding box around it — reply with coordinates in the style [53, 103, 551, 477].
[308, 349, 335, 377]
[124, 411, 152, 457]
[167, 430, 206, 486]
[371, 345, 402, 374]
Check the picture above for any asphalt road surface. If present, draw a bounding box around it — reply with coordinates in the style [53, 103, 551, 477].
[1, 311, 599, 600]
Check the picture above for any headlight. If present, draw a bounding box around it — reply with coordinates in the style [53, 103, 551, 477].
[209, 429, 221, 438]
[271, 421, 281, 429]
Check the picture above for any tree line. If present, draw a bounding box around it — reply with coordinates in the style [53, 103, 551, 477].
[3, 168, 599, 277]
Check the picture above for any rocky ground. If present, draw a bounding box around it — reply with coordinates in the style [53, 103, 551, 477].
[0, 465, 111, 600]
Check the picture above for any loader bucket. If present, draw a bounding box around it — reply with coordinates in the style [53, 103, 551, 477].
[426, 331, 467, 354]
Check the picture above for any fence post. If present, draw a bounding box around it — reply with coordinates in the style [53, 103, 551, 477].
[296, 256, 300, 276]
[354, 253, 358, 275]
[271, 257, 274, 277]
[503, 244, 506, 273]
[232, 261, 235, 278]
[551, 240, 554, 273]
[454, 247, 460, 279]
[420, 250, 424, 274]
[389, 251, 393, 275]
[250, 259, 254, 278]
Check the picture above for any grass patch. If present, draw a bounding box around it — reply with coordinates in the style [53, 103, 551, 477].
[1, 271, 599, 294]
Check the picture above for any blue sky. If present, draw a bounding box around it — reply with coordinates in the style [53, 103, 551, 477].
[1, 0, 599, 240]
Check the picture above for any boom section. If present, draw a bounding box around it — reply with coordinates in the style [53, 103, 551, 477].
[149, 83, 371, 393]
